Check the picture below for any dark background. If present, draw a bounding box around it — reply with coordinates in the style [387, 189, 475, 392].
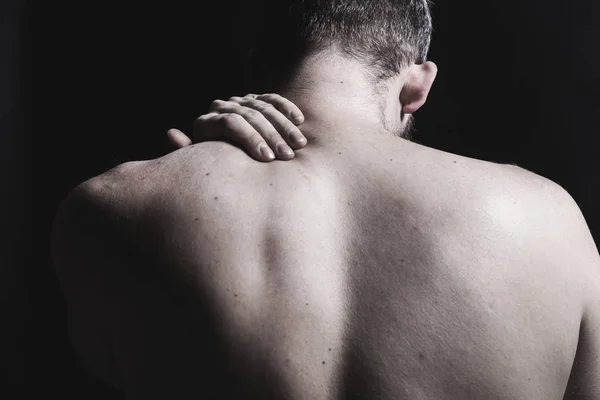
[5, 0, 598, 396]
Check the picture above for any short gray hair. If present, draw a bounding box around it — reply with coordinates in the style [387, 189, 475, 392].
[243, 0, 434, 90]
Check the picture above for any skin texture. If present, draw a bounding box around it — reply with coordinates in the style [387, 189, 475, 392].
[52, 55, 600, 399]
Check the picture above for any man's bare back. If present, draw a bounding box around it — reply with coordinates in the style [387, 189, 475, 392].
[55, 126, 600, 399]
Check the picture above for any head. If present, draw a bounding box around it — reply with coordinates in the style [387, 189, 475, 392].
[239, 0, 438, 138]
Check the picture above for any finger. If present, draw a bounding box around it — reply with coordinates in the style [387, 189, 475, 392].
[208, 103, 296, 160]
[255, 93, 305, 125]
[236, 97, 307, 150]
[208, 99, 227, 113]
[167, 128, 192, 149]
[195, 113, 276, 162]
[192, 112, 220, 143]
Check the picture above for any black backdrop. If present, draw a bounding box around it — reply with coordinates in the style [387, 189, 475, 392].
[13, 0, 600, 396]
[2, 0, 29, 393]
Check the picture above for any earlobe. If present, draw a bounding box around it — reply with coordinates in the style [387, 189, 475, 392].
[400, 61, 438, 114]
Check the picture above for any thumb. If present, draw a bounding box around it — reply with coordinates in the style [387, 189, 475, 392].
[167, 128, 192, 149]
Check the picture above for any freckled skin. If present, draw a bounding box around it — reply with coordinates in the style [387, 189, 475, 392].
[57, 134, 598, 400]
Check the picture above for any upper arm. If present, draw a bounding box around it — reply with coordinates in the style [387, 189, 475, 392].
[51, 163, 146, 391]
[563, 227, 600, 399]
[52, 166, 123, 279]
[52, 160, 153, 306]
[505, 167, 600, 399]
[542, 182, 600, 399]
[52, 179, 104, 287]
[564, 273, 600, 400]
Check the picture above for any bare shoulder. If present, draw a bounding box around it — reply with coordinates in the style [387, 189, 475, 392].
[462, 162, 599, 398]
[488, 163, 598, 276]
[449, 160, 599, 310]
[50, 142, 244, 306]
[56, 141, 247, 217]
[52, 160, 150, 239]
[52, 142, 263, 261]
[50, 149, 242, 392]
[51, 160, 152, 283]
[499, 163, 597, 256]
[491, 164, 600, 399]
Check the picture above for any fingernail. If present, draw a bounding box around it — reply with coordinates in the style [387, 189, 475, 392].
[277, 143, 294, 157]
[291, 131, 307, 145]
[259, 143, 275, 160]
[291, 112, 304, 124]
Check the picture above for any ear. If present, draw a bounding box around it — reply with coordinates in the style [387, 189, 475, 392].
[400, 61, 437, 114]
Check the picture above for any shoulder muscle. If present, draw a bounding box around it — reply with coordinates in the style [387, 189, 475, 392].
[507, 167, 600, 399]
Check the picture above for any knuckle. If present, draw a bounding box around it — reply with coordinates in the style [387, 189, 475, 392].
[242, 108, 262, 120]
[255, 102, 275, 113]
[196, 114, 211, 123]
[220, 113, 243, 127]
[196, 112, 220, 127]
[257, 93, 277, 102]
[228, 96, 243, 102]
[210, 99, 226, 110]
